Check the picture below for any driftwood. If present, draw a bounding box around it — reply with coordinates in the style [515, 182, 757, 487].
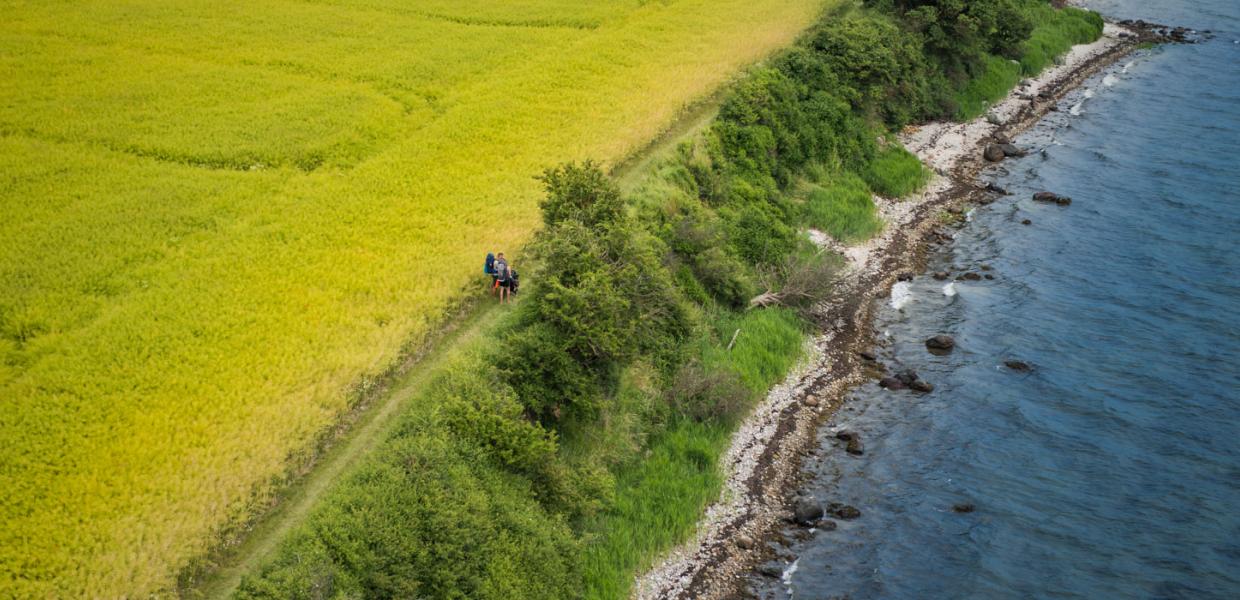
[747, 251, 839, 311]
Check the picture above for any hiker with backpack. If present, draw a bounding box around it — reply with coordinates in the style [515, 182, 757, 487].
[495, 255, 513, 303]
[484, 252, 498, 293]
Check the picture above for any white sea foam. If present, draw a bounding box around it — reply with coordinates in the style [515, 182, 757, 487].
[943, 282, 957, 297]
[891, 281, 914, 310]
[1069, 101, 1084, 116]
[1083, 88, 1095, 99]
[782, 558, 799, 596]
[1103, 74, 1118, 87]
[965, 208, 976, 222]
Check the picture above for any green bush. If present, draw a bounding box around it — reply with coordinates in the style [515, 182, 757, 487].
[237, 363, 582, 600]
[804, 172, 884, 242]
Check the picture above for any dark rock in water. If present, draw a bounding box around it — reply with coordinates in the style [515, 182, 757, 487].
[952, 503, 976, 514]
[984, 274, 995, 280]
[983, 143, 1006, 162]
[758, 564, 783, 578]
[835, 430, 857, 442]
[986, 181, 1010, 195]
[993, 132, 1012, 145]
[817, 519, 838, 532]
[1033, 191, 1071, 206]
[999, 143, 1027, 158]
[1004, 360, 1032, 372]
[933, 271, 950, 281]
[879, 376, 906, 390]
[858, 350, 877, 361]
[959, 272, 983, 281]
[828, 503, 862, 520]
[897, 271, 914, 282]
[980, 264, 993, 271]
[1022, 219, 1033, 225]
[926, 335, 956, 351]
[895, 369, 919, 386]
[909, 379, 935, 393]
[1048, 105, 1059, 112]
[846, 438, 864, 455]
[793, 498, 825, 526]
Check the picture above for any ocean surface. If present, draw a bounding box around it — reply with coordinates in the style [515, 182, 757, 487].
[750, 1, 1240, 598]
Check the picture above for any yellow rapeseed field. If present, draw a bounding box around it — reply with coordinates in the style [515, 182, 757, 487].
[0, 0, 831, 596]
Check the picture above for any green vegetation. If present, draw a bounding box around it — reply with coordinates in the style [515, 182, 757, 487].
[804, 173, 885, 242]
[2, 0, 1103, 597]
[864, 145, 932, 198]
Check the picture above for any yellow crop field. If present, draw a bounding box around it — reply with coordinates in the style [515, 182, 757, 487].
[0, 0, 830, 596]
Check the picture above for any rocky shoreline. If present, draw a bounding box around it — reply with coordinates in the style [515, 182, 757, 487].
[634, 18, 1197, 600]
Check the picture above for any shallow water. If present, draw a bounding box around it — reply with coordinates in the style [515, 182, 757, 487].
[750, 1, 1240, 598]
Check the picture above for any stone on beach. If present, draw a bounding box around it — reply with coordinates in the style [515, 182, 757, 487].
[793, 498, 825, 526]
[984, 143, 1007, 162]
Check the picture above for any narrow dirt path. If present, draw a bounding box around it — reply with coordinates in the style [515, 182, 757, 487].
[194, 298, 497, 599]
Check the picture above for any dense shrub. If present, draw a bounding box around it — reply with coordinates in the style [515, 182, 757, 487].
[498, 162, 692, 421]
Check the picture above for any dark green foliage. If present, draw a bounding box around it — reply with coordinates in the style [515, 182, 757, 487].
[498, 162, 692, 421]
[237, 363, 580, 600]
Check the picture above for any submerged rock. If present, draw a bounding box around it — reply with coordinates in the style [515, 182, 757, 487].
[958, 272, 983, 281]
[952, 503, 976, 514]
[835, 430, 857, 442]
[926, 335, 956, 351]
[1004, 360, 1032, 372]
[1033, 191, 1072, 205]
[845, 438, 865, 456]
[879, 376, 906, 390]
[933, 271, 950, 280]
[909, 379, 935, 393]
[895, 369, 920, 386]
[1022, 219, 1033, 225]
[827, 503, 862, 520]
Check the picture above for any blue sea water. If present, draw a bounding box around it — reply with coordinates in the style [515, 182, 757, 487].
[752, 1, 1240, 598]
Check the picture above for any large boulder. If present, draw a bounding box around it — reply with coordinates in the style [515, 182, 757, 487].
[999, 143, 1027, 157]
[793, 498, 825, 526]
[983, 143, 1006, 162]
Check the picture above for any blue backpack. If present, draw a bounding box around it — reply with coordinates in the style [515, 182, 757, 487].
[484, 253, 495, 275]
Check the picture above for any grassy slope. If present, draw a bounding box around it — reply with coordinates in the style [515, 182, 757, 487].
[0, 1, 832, 596]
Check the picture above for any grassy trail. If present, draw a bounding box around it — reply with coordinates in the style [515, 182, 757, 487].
[195, 293, 499, 599]
[194, 95, 723, 597]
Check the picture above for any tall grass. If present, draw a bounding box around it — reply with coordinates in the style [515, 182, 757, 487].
[863, 146, 930, 198]
[803, 172, 884, 243]
[578, 308, 804, 599]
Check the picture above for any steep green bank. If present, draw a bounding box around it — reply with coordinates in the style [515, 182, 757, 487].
[235, 2, 1101, 598]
